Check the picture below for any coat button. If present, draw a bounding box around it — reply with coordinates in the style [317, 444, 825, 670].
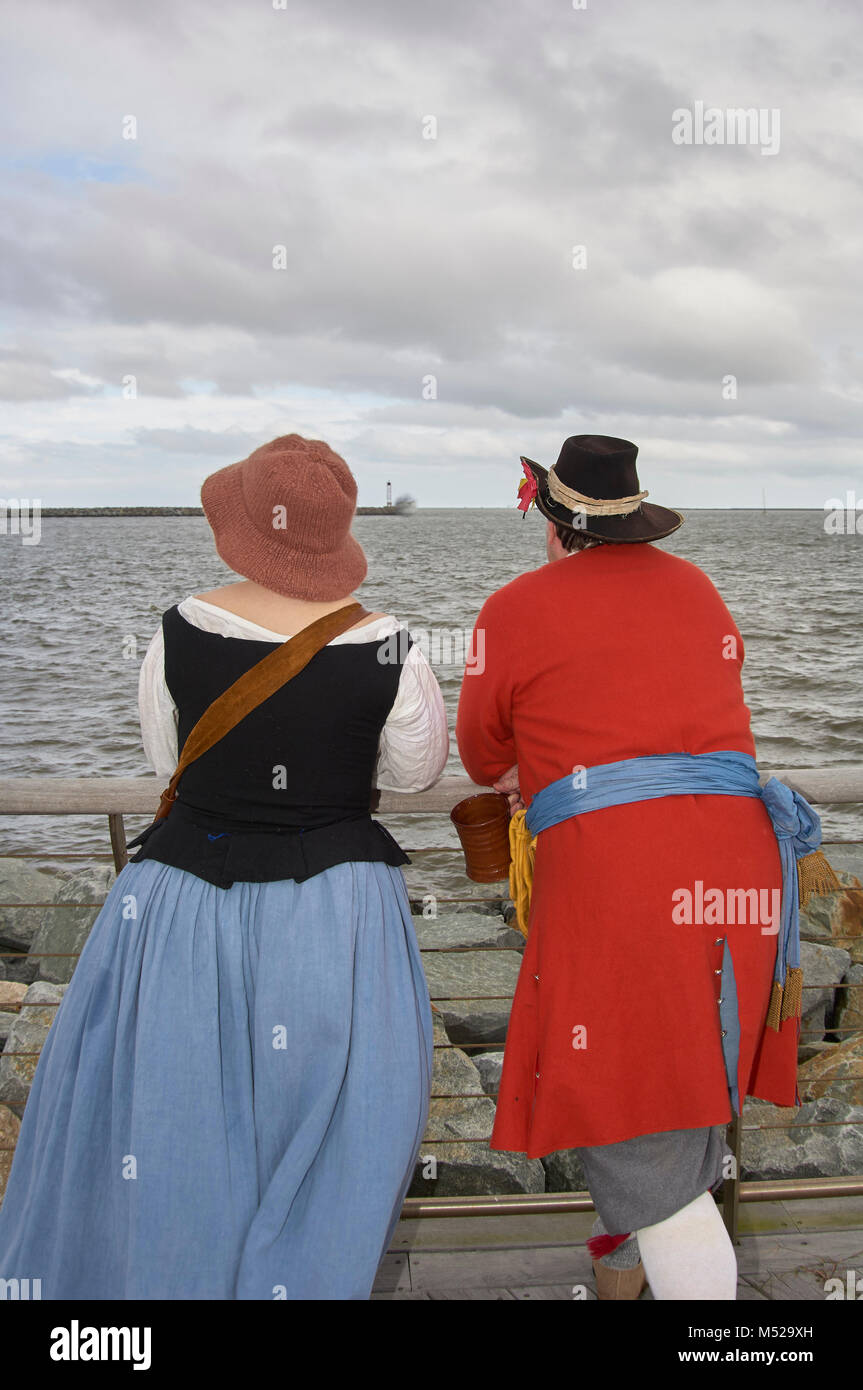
[535, 1071, 540, 1079]
[715, 937, 724, 945]
[717, 996, 723, 1004]
[714, 968, 722, 975]
[533, 973, 539, 981]
[721, 1029, 727, 1037]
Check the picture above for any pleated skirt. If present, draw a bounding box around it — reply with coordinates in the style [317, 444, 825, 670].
[0, 857, 433, 1300]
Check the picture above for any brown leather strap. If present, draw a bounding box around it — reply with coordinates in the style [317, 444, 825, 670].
[154, 602, 372, 821]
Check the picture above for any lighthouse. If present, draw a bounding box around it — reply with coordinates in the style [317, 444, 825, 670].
[386, 480, 392, 507]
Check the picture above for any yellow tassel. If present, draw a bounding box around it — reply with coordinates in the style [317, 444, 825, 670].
[780, 966, 803, 1022]
[764, 968, 803, 1031]
[797, 849, 841, 909]
[765, 979, 784, 1031]
[508, 809, 537, 939]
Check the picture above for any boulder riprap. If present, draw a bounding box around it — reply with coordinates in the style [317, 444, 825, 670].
[798, 939, 852, 1040]
[0, 859, 60, 984]
[30, 865, 116, 985]
[835, 962, 863, 1034]
[796, 1035, 863, 1106]
[408, 1012, 544, 1196]
[0, 982, 27, 1050]
[740, 1095, 863, 1180]
[471, 1049, 504, 1097]
[801, 870, 863, 964]
[413, 912, 524, 952]
[0, 981, 67, 1111]
[0, 1104, 20, 1206]
[421, 946, 523, 1046]
[541, 1149, 590, 1194]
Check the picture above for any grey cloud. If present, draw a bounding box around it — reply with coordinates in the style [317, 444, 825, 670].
[1, 0, 860, 503]
[131, 426, 259, 455]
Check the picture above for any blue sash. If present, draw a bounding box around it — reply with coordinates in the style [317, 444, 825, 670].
[525, 750, 822, 996]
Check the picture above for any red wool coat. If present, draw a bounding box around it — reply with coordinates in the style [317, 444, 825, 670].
[456, 543, 800, 1156]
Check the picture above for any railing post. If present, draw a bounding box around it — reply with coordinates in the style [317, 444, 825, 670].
[108, 813, 128, 874]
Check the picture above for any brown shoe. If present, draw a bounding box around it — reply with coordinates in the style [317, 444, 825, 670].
[592, 1257, 647, 1300]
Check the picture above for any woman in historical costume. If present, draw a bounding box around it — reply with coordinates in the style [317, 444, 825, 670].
[0, 434, 448, 1300]
[456, 435, 817, 1301]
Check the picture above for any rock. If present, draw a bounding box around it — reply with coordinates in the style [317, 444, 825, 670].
[0, 1104, 21, 1207]
[0, 982, 26, 1012]
[408, 891, 509, 917]
[0, 981, 67, 1109]
[421, 948, 522, 1047]
[410, 1011, 545, 1196]
[542, 1149, 590, 1193]
[0, 859, 59, 982]
[30, 865, 115, 985]
[409, 1138, 546, 1197]
[433, 1001, 513, 1049]
[797, 1040, 838, 1065]
[801, 871, 863, 964]
[796, 1034, 863, 1106]
[0, 982, 27, 1049]
[834, 963, 863, 1035]
[431, 1023, 487, 1100]
[414, 911, 525, 952]
[472, 1050, 504, 1097]
[740, 1095, 863, 1180]
[412, 1075, 545, 1196]
[798, 939, 851, 1042]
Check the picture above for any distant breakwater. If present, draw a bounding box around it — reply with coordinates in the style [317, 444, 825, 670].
[39, 506, 410, 517]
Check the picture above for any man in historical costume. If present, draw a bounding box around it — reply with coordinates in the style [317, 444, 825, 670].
[456, 435, 820, 1300]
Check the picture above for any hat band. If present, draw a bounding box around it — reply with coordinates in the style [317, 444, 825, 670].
[547, 466, 649, 516]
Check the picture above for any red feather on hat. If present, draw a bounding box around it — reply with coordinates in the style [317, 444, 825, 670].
[517, 459, 538, 515]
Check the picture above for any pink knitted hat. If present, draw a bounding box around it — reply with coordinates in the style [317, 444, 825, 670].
[200, 434, 368, 601]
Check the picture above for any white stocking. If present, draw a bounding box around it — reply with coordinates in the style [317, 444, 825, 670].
[636, 1190, 738, 1300]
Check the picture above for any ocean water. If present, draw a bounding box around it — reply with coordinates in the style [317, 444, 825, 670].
[1, 509, 861, 888]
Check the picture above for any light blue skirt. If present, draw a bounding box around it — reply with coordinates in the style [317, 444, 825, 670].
[0, 857, 433, 1300]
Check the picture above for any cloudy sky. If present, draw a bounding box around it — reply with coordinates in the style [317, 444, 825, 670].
[1, 0, 861, 507]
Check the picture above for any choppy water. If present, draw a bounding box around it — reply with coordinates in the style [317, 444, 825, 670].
[1, 509, 861, 890]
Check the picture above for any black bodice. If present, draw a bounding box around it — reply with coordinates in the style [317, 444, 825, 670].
[127, 605, 412, 888]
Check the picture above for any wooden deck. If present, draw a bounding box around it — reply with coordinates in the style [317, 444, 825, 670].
[371, 1195, 863, 1300]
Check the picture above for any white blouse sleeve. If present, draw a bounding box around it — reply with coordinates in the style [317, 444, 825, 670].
[137, 625, 180, 778]
[375, 642, 450, 793]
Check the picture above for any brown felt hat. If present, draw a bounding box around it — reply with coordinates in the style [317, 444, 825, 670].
[200, 434, 368, 600]
[521, 434, 684, 542]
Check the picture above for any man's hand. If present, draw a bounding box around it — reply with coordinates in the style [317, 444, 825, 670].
[493, 763, 524, 814]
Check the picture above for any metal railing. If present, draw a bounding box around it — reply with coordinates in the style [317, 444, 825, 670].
[2, 769, 863, 1244]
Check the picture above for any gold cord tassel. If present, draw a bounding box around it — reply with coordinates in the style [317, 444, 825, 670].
[508, 810, 537, 939]
[765, 967, 804, 1031]
[764, 847, 837, 1033]
[797, 849, 841, 908]
[780, 966, 803, 1022]
[765, 979, 784, 1031]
